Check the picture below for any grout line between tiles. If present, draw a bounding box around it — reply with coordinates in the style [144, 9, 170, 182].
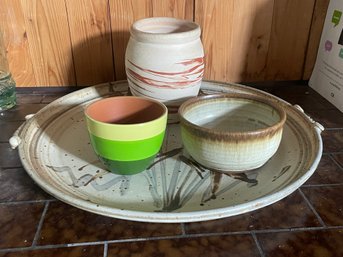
[301, 183, 343, 188]
[40, 95, 53, 104]
[251, 232, 265, 257]
[0, 165, 25, 169]
[327, 225, 343, 230]
[64, 234, 225, 247]
[330, 154, 343, 170]
[252, 226, 328, 234]
[16, 98, 44, 105]
[181, 223, 186, 235]
[2, 226, 343, 253]
[0, 167, 25, 171]
[0, 199, 57, 206]
[323, 151, 343, 155]
[103, 242, 108, 257]
[0, 245, 69, 253]
[252, 226, 343, 236]
[324, 128, 343, 131]
[298, 188, 327, 227]
[32, 201, 50, 247]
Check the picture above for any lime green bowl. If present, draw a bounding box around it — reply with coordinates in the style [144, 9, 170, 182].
[85, 96, 168, 175]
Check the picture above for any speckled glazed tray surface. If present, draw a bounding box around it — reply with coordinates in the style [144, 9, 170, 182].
[15, 81, 323, 223]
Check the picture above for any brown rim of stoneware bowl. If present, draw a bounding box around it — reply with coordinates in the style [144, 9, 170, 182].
[178, 93, 287, 141]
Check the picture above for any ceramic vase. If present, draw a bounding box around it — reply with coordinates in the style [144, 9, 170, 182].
[125, 17, 204, 105]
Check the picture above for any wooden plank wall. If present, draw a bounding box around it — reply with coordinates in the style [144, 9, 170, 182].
[0, 0, 329, 87]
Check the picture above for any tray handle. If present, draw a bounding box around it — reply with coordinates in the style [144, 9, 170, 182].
[293, 105, 324, 134]
[9, 114, 35, 149]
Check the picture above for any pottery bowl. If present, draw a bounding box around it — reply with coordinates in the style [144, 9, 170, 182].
[179, 93, 287, 173]
[85, 96, 168, 175]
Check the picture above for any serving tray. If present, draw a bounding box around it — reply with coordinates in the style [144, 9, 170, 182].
[13, 81, 323, 223]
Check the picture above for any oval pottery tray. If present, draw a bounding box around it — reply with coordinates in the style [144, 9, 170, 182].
[14, 81, 323, 223]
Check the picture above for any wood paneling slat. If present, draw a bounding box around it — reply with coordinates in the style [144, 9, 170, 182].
[229, 0, 274, 82]
[265, 0, 316, 80]
[109, 0, 194, 80]
[196, 0, 274, 82]
[151, 0, 193, 20]
[302, 0, 330, 80]
[195, 0, 235, 82]
[20, 0, 75, 86]
[1, 0, 329, 86]
[109, 0, 151, 80]
[0, 0, 36, 86]
[65, 0, 114, 86]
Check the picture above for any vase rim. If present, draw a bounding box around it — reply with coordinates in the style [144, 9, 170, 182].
[130, 17, 201, 44]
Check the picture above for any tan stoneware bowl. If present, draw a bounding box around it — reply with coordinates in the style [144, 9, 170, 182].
[179, 93, 287, 173]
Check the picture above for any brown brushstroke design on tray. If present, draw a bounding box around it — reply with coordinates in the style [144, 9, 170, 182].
[46, 146, 291, 212]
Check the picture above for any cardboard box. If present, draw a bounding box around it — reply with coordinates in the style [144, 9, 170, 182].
[309, 0, 343, 112]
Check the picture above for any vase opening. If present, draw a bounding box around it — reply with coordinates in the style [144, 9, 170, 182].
[131, 17, 201, 43]
[135, 19, 197, 34]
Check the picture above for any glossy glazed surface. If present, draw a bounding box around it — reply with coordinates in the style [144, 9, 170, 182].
[125, 17, 204, 104]
[84, 96, 167, 174]
[13, 81, 322, 223]
[2, 80, 343, 257]
[179, 94, 286, 171]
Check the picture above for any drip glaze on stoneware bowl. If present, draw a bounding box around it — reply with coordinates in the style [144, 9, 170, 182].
[179, 93, 287, 173]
